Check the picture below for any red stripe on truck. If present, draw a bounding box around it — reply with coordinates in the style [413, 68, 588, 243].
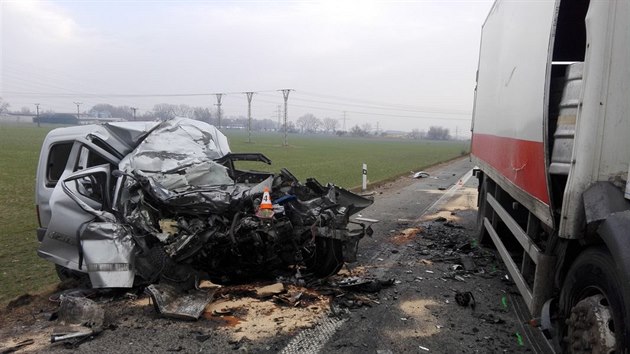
[472, 133, 549, 205]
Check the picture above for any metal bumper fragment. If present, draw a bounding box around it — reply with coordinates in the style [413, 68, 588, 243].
[146, 283, 216, 320]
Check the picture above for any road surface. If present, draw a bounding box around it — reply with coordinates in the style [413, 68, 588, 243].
[0, 157, 553, 353]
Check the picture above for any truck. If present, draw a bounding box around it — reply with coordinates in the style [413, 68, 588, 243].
[471, 0, 629, 352]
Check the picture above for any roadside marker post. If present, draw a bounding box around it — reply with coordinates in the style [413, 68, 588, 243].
[362, 163, 368, 191]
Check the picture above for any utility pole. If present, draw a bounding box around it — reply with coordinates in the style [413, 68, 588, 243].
[276, 105, 282, 131]
[73, 102, 82, 121]
[278, 89, 293, 146]
[244, 92, 255, 143]
[215, 94, 224, 129]
[34, 103, 40, 127]
[342, 111, 348, 131]
[130, 107, 137, 121]
[376, 121, 379, 135]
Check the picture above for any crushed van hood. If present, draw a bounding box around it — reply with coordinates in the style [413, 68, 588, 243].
[38, 118, 373, 291]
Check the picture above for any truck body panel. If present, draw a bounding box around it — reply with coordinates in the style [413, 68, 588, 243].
[471, 0, 557, 227]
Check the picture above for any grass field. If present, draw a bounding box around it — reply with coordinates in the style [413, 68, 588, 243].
[0, 123, 469, 303]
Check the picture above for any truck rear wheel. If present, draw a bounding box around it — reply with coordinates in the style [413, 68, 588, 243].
[559, 247, 628, 353]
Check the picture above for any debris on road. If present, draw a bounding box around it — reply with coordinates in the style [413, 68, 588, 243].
[0, 339, 34, 353]
[454, 291, 476, 309]
[57, 296, 104, 328]
[412, 171, 430, 179]
[50, 295, 105, 346]
[255, 283, 285, 298]
[146, 283, 217, 320]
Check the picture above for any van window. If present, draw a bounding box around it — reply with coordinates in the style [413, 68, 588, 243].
[46, 142, 73, 187]
[75, 146, 109, 171]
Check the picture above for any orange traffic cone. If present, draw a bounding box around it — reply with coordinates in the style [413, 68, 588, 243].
[260, 187, 273, 209]
[256, 187, 274, 219]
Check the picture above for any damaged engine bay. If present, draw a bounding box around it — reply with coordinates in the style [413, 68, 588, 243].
[38, 118, 373, 296]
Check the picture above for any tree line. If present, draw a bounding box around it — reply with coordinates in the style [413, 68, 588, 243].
[1, 97, 452, 140]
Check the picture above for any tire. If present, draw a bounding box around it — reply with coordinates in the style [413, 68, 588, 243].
[305, 237, 344, 278]
[55, 264, 91, 287]
[559, 246, 628, 353]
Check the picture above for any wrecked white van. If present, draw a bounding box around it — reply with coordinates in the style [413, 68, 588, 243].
[36, 118, 373, 290]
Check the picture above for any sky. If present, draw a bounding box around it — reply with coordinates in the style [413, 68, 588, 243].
[1, 0, 493, 135]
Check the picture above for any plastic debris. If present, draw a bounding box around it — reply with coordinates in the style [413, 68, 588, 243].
[455, 291, 476, 309]
[501, 296, 508, 308]
[255, 283, 285, 298]
[515, 332, 524, 346]
[413, 171, 430, 178]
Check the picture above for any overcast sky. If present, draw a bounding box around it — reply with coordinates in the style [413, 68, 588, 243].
[1, 0, 493, 134]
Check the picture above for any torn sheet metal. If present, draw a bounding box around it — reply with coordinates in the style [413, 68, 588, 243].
[146, 283, 216, 320]
[39, 117, 374, 291]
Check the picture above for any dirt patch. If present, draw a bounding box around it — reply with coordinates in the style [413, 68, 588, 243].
[389, 227, 423, 245]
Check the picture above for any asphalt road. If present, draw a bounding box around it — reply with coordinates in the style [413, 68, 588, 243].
[0, 157, 553, 353]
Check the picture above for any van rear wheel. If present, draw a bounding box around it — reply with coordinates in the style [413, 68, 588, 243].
[55, 264, 91, 287]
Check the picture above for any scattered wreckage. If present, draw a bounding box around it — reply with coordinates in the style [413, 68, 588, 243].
[35, 118, 373, 316]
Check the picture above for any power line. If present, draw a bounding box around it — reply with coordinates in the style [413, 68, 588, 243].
[258, 92, 470, 117]
[296, 90, 470, 114]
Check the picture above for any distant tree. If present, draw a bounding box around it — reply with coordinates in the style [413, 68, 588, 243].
[252, 118, 276, 131]
[88, 104, 134, 119]
[137, 111, 157, 121]
[286, 121, 298, 133]
[361, 123, 372, 134]
[0, 97, 10, 114]
[192, 107, 213, 123]
[426, 126, 450, 140]
[407, 128, 421, 140]
[20, 106, 32, 115]
[296, 113, 322, 133]
[350, 124, 369, 137]
[153, 103, 177, 121]
[173, 104, 193, 118]
[322, 117, 338, 133]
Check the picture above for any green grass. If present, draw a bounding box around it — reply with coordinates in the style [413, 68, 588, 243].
[0, 123, 469, 303]
[226, 131, 468, 188]
[0, 124, 59, 304]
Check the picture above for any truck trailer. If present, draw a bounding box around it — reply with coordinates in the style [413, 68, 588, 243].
[471, 0, 629, 352]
